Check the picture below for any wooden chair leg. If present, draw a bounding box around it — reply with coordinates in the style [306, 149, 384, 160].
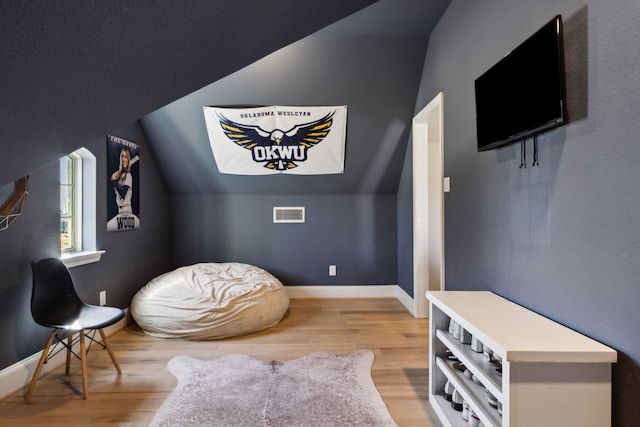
[98, 329, 122, 374]
[79, 331, 89, 399]
[24, 330, 56, 402]
[65, 333, 72, 375]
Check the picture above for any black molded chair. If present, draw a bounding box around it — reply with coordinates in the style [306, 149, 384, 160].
[25, 258, 126, 401]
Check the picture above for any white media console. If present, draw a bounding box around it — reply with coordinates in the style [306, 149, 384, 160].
[426, 291, 616, 427]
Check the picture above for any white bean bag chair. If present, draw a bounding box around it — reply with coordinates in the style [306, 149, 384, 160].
[130, 262, 289, 340]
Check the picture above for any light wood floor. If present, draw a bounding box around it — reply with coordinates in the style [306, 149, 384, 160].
[0, 298, 442, 426]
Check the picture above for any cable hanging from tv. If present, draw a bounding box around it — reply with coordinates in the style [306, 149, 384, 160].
[519, 136, 540, 169]
[519, 140, 526, 168]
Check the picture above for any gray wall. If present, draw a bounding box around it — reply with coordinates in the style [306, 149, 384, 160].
[396, 147, 414, 297]
[400, 0, 639, 424]
[0, 122, 171, 370]
[140, 33, 430, 197]
[0, 1, 376, 187]
[170, 194, 397, 285]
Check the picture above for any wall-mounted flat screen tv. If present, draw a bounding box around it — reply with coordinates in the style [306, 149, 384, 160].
[475, 15, 567, 152]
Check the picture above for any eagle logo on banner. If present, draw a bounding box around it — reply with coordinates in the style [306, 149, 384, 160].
[217, 113, 334, 171]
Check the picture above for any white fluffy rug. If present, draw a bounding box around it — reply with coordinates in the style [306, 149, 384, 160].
[150, 350, 397, 427]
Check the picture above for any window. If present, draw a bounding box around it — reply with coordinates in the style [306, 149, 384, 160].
[60, 153, 81, 252]
[60, 148, 104, 268]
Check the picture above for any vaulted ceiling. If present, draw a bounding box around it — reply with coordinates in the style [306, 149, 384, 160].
[0, 0, 451, 192]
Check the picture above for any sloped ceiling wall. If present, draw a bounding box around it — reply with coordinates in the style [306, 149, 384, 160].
[0, 0, 378, 186]
[141, 0, 451, 195]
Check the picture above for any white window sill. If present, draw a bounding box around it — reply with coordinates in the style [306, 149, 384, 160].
[61, 250, 106, 268]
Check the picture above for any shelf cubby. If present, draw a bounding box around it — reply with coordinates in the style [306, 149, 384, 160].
[426, 291, 616, 427]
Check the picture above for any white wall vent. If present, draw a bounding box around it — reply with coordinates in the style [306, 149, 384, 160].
[273, 207, 305, 223]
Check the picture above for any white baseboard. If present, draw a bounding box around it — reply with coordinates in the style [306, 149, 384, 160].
[0, 308, 130, 401]
[284, 284, 397, 299]
[396, 286, 418, 317]
[285, 284, 419, 317]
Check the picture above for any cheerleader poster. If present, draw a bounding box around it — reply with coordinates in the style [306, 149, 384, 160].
[107, 135, 140, 231]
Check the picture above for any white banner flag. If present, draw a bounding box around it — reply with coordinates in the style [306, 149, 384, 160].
[203, 105, 346, 175]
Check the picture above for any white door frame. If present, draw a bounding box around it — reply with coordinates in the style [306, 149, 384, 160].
[412, 92, 445, 318]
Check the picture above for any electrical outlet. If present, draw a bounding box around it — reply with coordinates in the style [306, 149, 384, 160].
[99, 290, 107, 306]
[329, 265, 337, 276]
